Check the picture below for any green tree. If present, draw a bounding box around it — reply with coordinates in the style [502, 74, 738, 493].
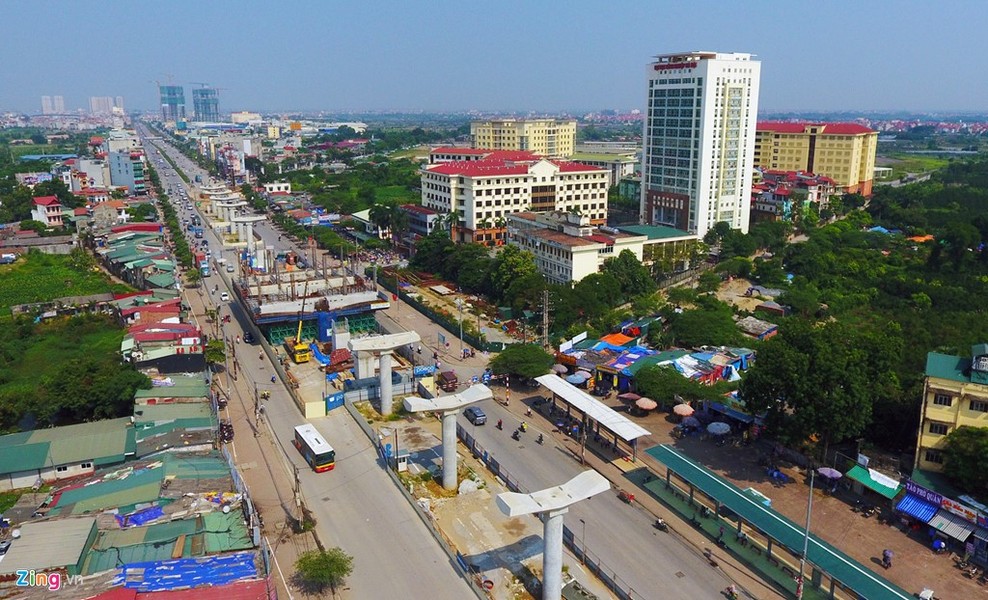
[943, 426, 988, 498]
[489, 344, 554, 380]
[696, 271, 722, 294]
[601, 249, 656, 299]
[410, 230, 453, 273]
[19, 219, 47, 235]
[635, 365, 707, 407]
[489, 245, 538, 301]
[295, 548, 354, 593]
[204, 339, 226, 365]
[665, 297, 740, 347]
[186, 268, 202, 287]
[740, 321, 897, 457]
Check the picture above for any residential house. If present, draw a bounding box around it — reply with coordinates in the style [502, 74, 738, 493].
[31, 195, 64, 228]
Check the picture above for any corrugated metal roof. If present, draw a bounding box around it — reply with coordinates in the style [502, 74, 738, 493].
[895, 493, 938, 523]
[0, 517, 97, 576]
[845, 464, 902, 499]
[536, 374, 651, 441]
[929, 508, 977, 542]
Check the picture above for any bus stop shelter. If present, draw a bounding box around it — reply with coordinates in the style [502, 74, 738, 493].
[536, 374, 651, 461]
[647, 444, 913, 600]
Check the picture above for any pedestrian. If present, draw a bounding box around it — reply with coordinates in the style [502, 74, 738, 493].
[718, 526, 725, 541]
[882, 548, 893, 569]
[270, 375, 276, 384]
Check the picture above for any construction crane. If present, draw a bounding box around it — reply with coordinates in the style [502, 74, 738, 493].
[284, 280, 312, 364]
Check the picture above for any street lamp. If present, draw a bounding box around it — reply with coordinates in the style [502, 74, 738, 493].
[456, 298, 464, 358]
[579, 518, 586, 565]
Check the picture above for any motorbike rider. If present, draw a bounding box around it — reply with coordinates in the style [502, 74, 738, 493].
[537, 433, 544, 444]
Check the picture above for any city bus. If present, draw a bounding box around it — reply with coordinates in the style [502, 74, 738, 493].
[293, 424, 336, 472]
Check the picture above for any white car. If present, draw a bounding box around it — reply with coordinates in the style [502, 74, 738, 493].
[226, 265, 235, 273]
[220, 292, 230, 302]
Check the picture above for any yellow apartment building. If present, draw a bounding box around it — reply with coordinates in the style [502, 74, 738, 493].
[754, 122, 878, 195]
[915, 344, 988, 472]
[471, 118, 577, 158]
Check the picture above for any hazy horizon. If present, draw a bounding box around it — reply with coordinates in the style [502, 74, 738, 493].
[2, 1, 986, 115]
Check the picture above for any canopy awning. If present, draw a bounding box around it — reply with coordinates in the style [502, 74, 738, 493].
[708, 401, 754, 424]
[845, 465, 902, 500]
[929, 509, 977, 542]
[895, 493, 938, 523]
[973, 528, 988, 543]
[536, 374, 651, 442]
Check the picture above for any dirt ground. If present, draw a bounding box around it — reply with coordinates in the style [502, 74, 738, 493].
[714, 277, 764, 312]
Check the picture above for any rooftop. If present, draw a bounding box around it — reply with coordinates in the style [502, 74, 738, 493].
[0, 517, 97, 575]
[757, 121, 876, 135]
[0, 417, 134, 477]
[615, 224, 695, 241]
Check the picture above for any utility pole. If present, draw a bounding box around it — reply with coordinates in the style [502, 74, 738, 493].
[541, 289, 552, 350]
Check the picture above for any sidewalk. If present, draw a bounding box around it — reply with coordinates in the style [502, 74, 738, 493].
[184, 280, 325, 600]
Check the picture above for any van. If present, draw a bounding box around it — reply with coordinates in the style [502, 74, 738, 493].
[437, 370, 458, 392]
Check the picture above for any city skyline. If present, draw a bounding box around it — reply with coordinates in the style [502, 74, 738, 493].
[0, 1, 986, 114]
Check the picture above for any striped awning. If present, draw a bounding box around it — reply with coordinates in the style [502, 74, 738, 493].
[895, 494, 938, 523]
[929, 508, 977, 542]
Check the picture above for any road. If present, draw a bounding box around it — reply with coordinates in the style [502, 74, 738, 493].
[138, 123, 477, 599]
[458, 398, 733, 599]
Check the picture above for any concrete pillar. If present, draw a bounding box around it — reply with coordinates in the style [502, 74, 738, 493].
[441, 410, 458, 490]
[542, 508, 568, 600]
[379, 351, 393, 416]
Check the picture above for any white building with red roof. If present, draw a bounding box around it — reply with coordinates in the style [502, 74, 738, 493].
[754, 122, 878, 195]
[30, 195, 64, 228]
[750, 169, 838, 223]
[421, 153, 610, 246]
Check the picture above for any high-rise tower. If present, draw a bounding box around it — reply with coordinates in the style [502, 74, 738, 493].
[192, 88, 220, 122]
[159, 85, 186, 122]
[641, 51, 760, 237]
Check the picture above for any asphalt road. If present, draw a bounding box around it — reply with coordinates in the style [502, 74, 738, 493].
[139, 124, 477, 599]
[459, 398, 732, 599]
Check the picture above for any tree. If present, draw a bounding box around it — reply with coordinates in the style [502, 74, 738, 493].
[635, 365, 708, 408]
[696, 271, 722, 294]
[489, 344, 554, 380]
[205, 339, 226, 366]
[295, 548, 354, 593]
[943, 426, 988, 498]
[740, 321, 897, 458]
[186, 268, 202, 287]
[665, 297, 740, 348]
[489, 245, 538, 301]
[601, 249, 656, 299]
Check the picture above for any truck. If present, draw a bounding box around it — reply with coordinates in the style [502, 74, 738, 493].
[283, 282, 312, 364]
[195, 252, 209, 276]
[438, 370, 458, 392]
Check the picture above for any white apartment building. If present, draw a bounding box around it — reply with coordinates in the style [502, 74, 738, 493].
[471, 118, 577, 158]
[641, 51, 761, 237]
[421, 153, 609, 246]
[506, 212, 647, 285]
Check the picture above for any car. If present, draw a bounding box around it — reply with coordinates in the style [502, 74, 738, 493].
[464, 407, 487, 425]
[243, 331, 254, 344]
[220, 292, 230, 302]
[226, 265, 235, 273]
[0, 540, 10, 555]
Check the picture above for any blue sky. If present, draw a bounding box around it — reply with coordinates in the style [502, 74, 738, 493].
[0, 0, 984, 114]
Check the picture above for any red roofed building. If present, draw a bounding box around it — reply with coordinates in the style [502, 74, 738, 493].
[754, 122, 878, 195]
[750, 168, 838, 223]
[30, 195, 64, 228]
[421, 154, 609, 246]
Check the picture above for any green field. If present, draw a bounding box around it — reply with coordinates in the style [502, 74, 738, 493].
[9, 144, 62, 158]
[0, 251, 130, 313]
[390, 144, 430, 160]
[878, 153, 950, 180]
[375, 185, 420, 204]
[0, 317, 125, 400]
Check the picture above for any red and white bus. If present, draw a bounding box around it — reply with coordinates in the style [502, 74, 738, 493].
[293, 424, 336, 472]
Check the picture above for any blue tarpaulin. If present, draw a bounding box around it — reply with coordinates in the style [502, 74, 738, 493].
[116, 551, 258, 592]
[895, 493, 938, 523]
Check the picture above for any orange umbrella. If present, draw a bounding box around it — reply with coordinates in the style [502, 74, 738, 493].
[636, 397, 658, 411]
[673, 403, 694, 416]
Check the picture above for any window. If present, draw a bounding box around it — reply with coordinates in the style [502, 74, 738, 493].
[56, 465, 68, 473]
[81, 462, 93, 469]
[971, 400, 988, 413]
[929, 423, 949, 435]
[925, 450, 945, 465]
[933, 393, 952, 407]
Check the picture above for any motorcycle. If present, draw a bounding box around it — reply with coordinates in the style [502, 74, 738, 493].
[536, 434, 544, 445]
[653, 518, 668, 532]
[496, 420, 503, 430]
[519, 422, 528, 433]
[511, 430, 521, 441]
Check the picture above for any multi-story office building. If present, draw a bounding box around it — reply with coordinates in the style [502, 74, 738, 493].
[754, 122, 878, 196]
[641, 51, 761, 238]
[471, 118, 577, 158]
[421, 152, 609, 246]
[159, 85, 186, 122]
[41, 96, 53, 115]
[89, 96, 115, 115]
[506, 211, 647, 284]
[53, 95, 65, 114]
[569, 151, 638, 188]
[915, 344, 988, 472]
[108, 150, 146, 195]
[400, 204, 440, 238]
[192, 88, 220, 122]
